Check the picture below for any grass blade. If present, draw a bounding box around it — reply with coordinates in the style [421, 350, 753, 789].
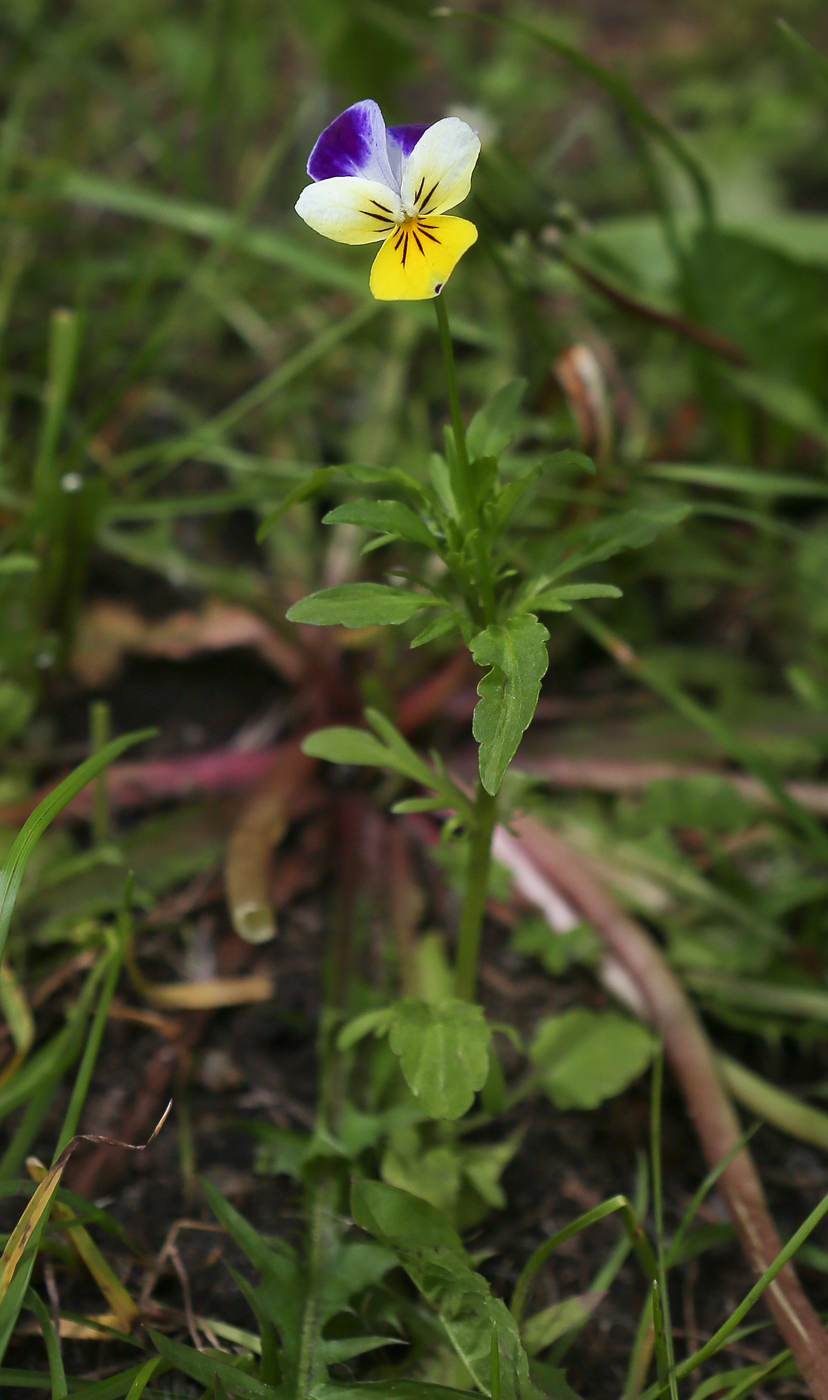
[0, 727, 154, 965]
[24, 1288, 67, 1400]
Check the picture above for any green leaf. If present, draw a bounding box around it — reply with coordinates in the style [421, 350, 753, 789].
[302, 727, 397, 769]
[777, 19, 828, 90]
[529, 1010, 657, 1110]
[388, 999, 491, 1120]
[323, 500, 435, 547]
[540, 504, 690, 583]
[351, 1180, 543, 1400]
[287, 583, 436, 627]
[390, 797, 447, 814]
[0, 554, 39, 574]
[512, 918, 601, 975]
[410, 612, 463, 648]
[467, 380, 527, 461]
[429, 454, 458, 518]
[648, 462, 828, 497]
[521, 1295, 603, 1357]
[149, 1331, 279, 1400]
[727, 369, 828, 445]
[337, 1007, 394, 1052]
[256, 467, 339, 538]
[0, 729, 155, 967]
[529, 584, 622, 612]
[471, 615, 550, 795]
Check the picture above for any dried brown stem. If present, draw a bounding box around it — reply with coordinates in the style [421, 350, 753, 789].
[514, 753, 828, 817]
[511, 814, 828, 1399]
[561, 252, 749, 367]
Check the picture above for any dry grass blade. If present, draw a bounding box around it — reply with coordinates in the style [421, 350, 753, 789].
[0, 1102, 171, 1305]
[25, 1156, 139, 1332]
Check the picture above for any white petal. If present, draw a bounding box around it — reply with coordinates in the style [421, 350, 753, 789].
[295, 178, 403, 245]
[400, 118, 481, 217]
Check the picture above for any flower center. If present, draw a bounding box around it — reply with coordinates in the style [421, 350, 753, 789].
[390, 217, 442, 267]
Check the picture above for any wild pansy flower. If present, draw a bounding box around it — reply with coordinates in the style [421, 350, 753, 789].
[295, 100, 480, 301]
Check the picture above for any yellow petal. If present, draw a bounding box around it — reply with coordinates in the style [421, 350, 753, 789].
[369, 216, 477, 301]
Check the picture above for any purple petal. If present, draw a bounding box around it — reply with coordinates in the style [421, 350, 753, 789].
[307, 100, 394, 187]
[386, 122, 431, 186]
[387, 123, 431, 158]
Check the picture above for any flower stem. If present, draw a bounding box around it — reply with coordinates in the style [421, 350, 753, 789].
[434, 294, 496, 624]
[454, 780, 497, 1001]
[434, 293, 473, 516]
[434, 293, 499, 1000]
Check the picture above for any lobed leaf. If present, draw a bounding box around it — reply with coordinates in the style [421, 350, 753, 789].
[471, 615, 550, 795]
[388, 999, 491, 1120]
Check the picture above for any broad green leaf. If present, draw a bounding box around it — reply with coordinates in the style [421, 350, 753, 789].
[728, 369, 828, 444]
[351, 1181, 543, 1400]
[471, 615, 550, 795]
[467, 379, 527, 461]
[287, 584, 435, 627]
[323, 500, 435, 547]
[388, 999, 491, 1120]
[381, 1144, 462, 1215]
[684, 225, 828, 392]
[529, 1010, 657, 1110]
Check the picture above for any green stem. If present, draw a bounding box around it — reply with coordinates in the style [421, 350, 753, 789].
[434, 295, 496, 623]
[454, 782, 497, 1001]
[434, 294, 473, 515]
[90, 700, 111, 847]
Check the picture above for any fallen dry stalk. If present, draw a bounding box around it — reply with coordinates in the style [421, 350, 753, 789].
[508, 814, 828, 1399]
[515, 754, 828, 818]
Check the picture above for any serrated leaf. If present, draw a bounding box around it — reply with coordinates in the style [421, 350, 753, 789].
[471, 615, 550, 795]
[323, 500, 435, 547]
[351, 1180, 544, 1400]
[287, 583, 436, 627]
[529, 1010, 657, 1110]
[467, 380, 527, 461]
[388, 999, 491, 1120]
